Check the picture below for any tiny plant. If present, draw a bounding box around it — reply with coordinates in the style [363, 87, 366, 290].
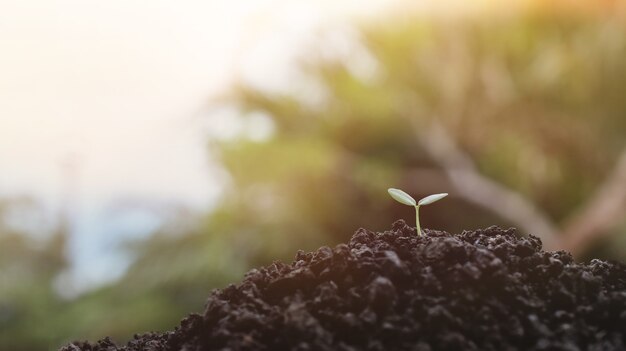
[387, 188, 448, 237]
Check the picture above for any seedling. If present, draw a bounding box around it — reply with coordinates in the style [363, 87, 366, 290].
[388, 188, 448, 236]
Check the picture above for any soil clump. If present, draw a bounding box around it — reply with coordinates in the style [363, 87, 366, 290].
[62, 220, 626, 350]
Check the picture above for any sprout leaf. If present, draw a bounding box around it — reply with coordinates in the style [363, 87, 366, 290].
[418, 193, 448, 206]
[388, 188, 448, 236]
[388, 188, 416, 206]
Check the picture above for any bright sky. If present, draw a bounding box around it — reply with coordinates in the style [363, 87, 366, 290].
[0, 0, 405, 293]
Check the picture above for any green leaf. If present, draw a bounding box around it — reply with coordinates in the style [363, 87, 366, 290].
[388, 188, 416, 206]
[418, 193, 448, 206]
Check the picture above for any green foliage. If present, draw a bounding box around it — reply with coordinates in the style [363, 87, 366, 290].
[0, 200, 68, 351]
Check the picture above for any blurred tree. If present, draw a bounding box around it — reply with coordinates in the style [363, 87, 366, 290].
[6, 4, 626, 350]
[74, 6, 626, 344]
[73, 6, 626, 344]
[210, 11, 626, 259]
[0, 199, 67, 351]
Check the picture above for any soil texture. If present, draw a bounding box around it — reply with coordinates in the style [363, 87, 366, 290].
[61, 220, 626, 350]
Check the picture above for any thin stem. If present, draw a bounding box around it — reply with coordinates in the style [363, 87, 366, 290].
[415, 205, 421, 236]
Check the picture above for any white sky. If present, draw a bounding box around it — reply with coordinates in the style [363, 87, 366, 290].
[0, 0, 406, 292]
[0, 0, 405, 209]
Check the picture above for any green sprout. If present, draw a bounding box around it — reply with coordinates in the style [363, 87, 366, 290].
[387, 188, 448, 236]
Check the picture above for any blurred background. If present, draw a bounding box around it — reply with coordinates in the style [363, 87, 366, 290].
[2, 0, 626, 349]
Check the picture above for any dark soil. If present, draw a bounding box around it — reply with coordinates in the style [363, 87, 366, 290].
[61, 220, 626, 351]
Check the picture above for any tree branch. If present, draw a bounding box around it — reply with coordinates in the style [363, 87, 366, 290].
[413, 120, 562, 251]
[560, 150, 626, 257]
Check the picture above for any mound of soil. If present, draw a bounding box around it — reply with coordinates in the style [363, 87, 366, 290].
[62, 220, 626, 351]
